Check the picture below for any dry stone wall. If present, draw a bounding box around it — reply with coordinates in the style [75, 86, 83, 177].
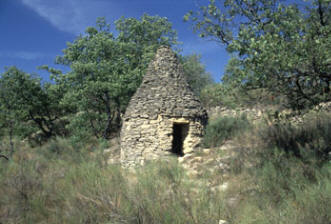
[121, 115, 204, 167]
[121, 46, 208, 168]
[208, 106, 265, 122]
[208, 101, 331, 125]
[123, 47, 207, 120]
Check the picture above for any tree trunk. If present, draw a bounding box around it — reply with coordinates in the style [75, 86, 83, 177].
[9, 120, 14, 156]
[103, 91, 113, 139]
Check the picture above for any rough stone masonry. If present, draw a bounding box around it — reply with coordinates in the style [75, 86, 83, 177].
[120, 46, 208, 168]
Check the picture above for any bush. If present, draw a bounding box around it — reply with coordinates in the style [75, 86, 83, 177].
[229, 147, 331, 224]
[259, 112, 331, 163]
[1, 111, 329, 224]
[200, 83, 286, 110]
[223, 112, 331, 224]
[0, 145, 229, 224]
[203, 115, 250, 148]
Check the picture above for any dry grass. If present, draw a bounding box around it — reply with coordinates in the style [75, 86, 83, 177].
[0, 142, 229, 224]
[0, 112, 330, 224]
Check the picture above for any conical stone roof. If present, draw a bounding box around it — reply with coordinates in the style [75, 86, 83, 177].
[124, 46, 208, 121]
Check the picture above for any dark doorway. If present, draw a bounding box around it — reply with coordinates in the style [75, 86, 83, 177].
[171, 123, 189, 156]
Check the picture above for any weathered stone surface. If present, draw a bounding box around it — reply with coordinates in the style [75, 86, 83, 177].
[121, 46, 208, 167]
[219, 220, 228, 224]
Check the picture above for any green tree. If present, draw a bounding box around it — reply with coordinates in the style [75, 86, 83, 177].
[55, 15, 178, 140]
[0, 67, 65, 145]
[179, 54, 213, 96]
[200, 83, 224, 107]
[185, 0, 331, 109]
[0, 70, 20, 153]
[115, 14, 179, 68]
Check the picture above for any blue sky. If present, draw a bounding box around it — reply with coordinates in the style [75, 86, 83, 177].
[0, 0, 229, 82]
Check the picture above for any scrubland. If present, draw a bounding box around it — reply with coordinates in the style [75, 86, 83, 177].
[0, 111, 330, 224]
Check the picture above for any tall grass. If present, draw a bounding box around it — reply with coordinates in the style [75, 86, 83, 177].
[222, 112, 331, 224]
[203, 114, 250, 148]
[259, 112, 331, 163]
[226, 149, 331, 224]
[0, 140, 229, 224]
[0, 112, 330, 224]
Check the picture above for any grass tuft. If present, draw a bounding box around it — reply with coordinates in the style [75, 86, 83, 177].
[203, 114, 250, 148]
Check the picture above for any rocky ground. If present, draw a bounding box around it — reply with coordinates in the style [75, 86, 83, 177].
[179, 141, 236, 191]
[105, 136, 242, 204]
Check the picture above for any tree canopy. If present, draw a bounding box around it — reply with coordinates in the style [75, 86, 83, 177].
[51, 15, 179, 140]
[180, 54, 214, 96]
[0, 15, 214, 145]
[185, 0, 331, 109]
[0, 67, 65, 143]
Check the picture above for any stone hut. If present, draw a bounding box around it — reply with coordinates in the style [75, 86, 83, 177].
[120, 46, 208, 167]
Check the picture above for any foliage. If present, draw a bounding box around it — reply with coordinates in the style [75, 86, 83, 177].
[259, 112, 331, 162]
[179, 54, 214, 96]
[1, 15, 212, 144]
[185, 0, 331, 110]
[53, 15, 178, 140]
[200, 82, 251, 108]
[200, 82, 287, 109]
[211, 111, 331, 223]
[1, 128, 330, 224]
[200, 83, 224, 107]
[203, 114, 250, 147]
[230, 148, 331, 224]
[201, 56, 288, 109]
[0, 67, 66, 143]
[0, 142, 228, 224]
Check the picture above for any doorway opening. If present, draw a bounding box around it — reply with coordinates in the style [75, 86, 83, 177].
[171, 123, 189, 156]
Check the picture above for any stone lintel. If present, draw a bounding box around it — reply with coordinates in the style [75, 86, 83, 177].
[170, 117, 190, 124]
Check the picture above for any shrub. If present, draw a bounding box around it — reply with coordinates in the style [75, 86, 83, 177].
[223, 112, 331, 224]
[0, 145, 229, 224]
[200, 83, 286, 110]
[259, 112, 331, 163]
[203, 114, 250, 148]
[229, 147, 331, 224]
[1, 111, 329, 224]
[131, 160, 228, 224]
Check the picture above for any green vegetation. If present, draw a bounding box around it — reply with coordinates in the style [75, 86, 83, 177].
[207, 112, 331, 223]
[229, 149, 331, 224]
[0, 67, 66, 146]
[0, 15, 212, 144]
[49, 15, 179, 140]
[180, 54, 214, 97]
[200, 82, 285, 109]
[223, 113, 331, 223]
[0, 141, 226, 224]
[203, 114, 250, 147]
[185, 0, 331, 110]
[1, 3, 330, 223]
[259, 112, 331, 162]
[0, 112, 330, 224]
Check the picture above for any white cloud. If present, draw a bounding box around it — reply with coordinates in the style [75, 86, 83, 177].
[21, 0, 118, 34]
[0, 51, 49, 60]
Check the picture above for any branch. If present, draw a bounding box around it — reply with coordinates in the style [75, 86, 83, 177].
[295, 77, 316, 105]
[28, 111, 52, 138]
[318, 0, 326, 26]
[0, 154, 9, 160]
